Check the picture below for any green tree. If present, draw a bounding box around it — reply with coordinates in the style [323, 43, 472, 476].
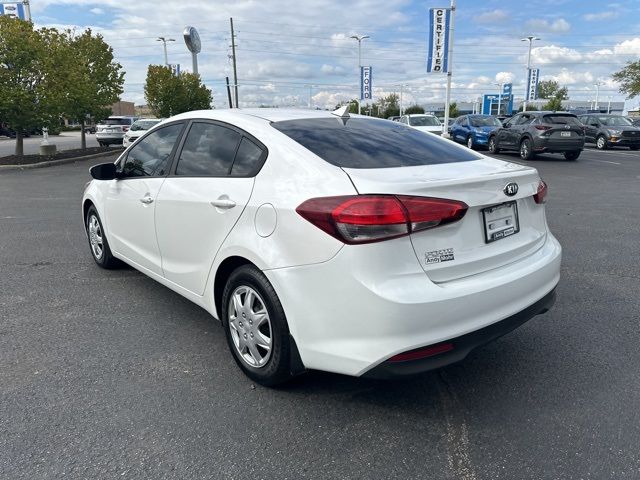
[449, 102, 460, 118]
[378, 93, 400, 118]
[537, 80, 568, 100]
[542, 97, 564, 111]
[64, 29, 125, 149]
[0, 18, 67, 156]
[404, 104, 424, 115]
[612, 61, 640, 98]
[144, 66, 212, 117]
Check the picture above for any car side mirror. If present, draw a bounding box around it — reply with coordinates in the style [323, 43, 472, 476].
[503, 123, 510, 128]
[90, 162, 118, 180]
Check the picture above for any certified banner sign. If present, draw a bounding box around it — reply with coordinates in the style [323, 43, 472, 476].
[427, 7, 451, 73]
[360, 66, 372, 100]
[527, 68, 540, 101]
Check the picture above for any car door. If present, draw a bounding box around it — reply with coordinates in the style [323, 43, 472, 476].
[154, 121, 267, 295]
[455, 117, 468, 141]
[498, 114, 520, 149]
[105, 122, 185, 275]
[585, 117, 600, 142]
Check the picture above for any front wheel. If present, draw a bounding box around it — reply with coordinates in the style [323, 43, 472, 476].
[564, 150, 581, 161]
[520, 138, 535, 160]
[488, 136, 500, 154]
[466, 135, 474, 149]
[86, 206, 120, 269]
[222, 265, 295, 387]
[596, 135, 608, 150]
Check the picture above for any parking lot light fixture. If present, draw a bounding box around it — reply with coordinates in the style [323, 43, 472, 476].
[350, 34, 369, 115]
[157, 37, 175, 66]
[521, 36, 540, 112]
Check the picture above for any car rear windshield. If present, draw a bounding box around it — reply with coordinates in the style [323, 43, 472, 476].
[408, 116, 441, 127]
[271, 118, 480, 168]
[102, 118, 132, 126]
[470, 116, 502, 127]
[541, 115, 581, 125]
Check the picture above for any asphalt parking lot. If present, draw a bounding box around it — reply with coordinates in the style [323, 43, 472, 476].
[1, 146, 639, 479]
[0, 131, 101, 157]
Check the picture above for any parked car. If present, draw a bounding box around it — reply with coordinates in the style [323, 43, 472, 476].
[123, 118, 162, 147]
[450, 114, 502, 149]
[577, 114, 640, 150]
[83, 109, 561, 386]
[84, 125, 96, 134]
[96, 116, 138, 146]
[627, 117, 640, 127]
[398, 114, 442, 135]
[488, 111, 584, 161]
[387, 116, 400, 122]
[0, 125, 30, 138]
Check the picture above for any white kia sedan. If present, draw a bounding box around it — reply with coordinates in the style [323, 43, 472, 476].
[82, 108, 561, 386]
[399, 114, 443, 135]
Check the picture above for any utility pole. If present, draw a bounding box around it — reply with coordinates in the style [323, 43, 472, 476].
[594, 82, 602, 111]
[230, 18, 239, 108]
[607, 96, 612, 114]
[399, 84, 408, 116]
[350, 34, 369, 115]
[22, 0, 31, 21]
[521, 36, 540, 112]
[157, 37, 175, 66]
[308, 84, 314, 109]
[442, 0, 456, 136]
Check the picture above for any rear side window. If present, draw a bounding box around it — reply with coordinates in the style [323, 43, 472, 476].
[176, 122, 241, 176]
[231, 137, 266, 176]
[272, 118, 480, 168]
[542, 115, 581, 125]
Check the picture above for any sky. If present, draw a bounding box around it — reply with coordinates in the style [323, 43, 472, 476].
[25, 0, 640, 111]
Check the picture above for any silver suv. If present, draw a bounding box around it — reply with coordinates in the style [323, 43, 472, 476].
[488, 112, 585, 161]
[578, 114, 640, 150]
[96, 116, 138, 146]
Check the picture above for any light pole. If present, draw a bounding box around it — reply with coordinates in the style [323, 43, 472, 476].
[399, 84, 408, 116]
[307, 84, 315, 109]
[607, 96, 612, 114]
[521, 36, 540, 112]
[157, 37, 175, 66]
[594, 82, 602, 111]
[350, 34, 369, 115]
[494, 82, 504, 116]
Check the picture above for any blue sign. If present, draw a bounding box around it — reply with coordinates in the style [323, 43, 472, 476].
[0, 2, 27, 20]
[503, 83, 512, 95]
[427, 7, 451, 73]
[482, 93, 513, 115]
[360, 66, 372, 101]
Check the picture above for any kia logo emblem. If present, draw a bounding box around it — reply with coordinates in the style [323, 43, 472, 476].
[504, 183, 518, 196]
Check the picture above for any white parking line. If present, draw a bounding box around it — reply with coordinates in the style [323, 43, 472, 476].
[584, 159, 621, 165]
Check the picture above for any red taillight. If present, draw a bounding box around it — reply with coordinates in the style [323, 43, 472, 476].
[533, 180, 548, 204]
[388, 343, 454, 362]
[296, 195, 468, 244]
[534, 125, 551, 131]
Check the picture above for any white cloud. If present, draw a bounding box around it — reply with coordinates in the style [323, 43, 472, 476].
[530, 45, 582, 64]
[475, 9, 509, 24]
[525, 18, 571, 33]
[90, 7, 104, 15]
[495, 71, 514, 84]
[583, 11, 618, 21]
[320, 64, 346, 76]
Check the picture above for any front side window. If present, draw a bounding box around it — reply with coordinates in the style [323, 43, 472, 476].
[121, 123, 183, 177]
[598, 116, 632, 126]
[175, 122, 242, 176]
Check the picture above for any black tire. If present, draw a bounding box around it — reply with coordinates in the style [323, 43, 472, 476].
[488, 136, 500, 154]
[85, 206, 120, 269]
[98, 141, 104, 147]
[596, 135, 608, 150]
[564, 150, 581, 161]
[221, 265, 295, 387]
[520, 137, 535, 160]
[630, 146, 639, 151]
[466, 135, 474, 149]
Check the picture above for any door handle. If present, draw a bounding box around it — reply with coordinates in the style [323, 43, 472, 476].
[140, 195, 154, 204]
[210, 198, 236, 209]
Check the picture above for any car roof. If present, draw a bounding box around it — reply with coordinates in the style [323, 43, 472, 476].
[167, 108, 399, 124]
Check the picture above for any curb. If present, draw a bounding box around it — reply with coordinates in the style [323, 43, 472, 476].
[0, 149, 123, 172]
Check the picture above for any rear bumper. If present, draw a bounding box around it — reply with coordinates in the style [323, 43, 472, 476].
[533, 136, 584, 152]
[363, 288, 556, 379]
[265, 233, 561, 377]
[96, 132, 125, 144]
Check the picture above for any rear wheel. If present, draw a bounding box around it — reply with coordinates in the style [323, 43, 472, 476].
[519, 138, 535, 160]
[564, 150, 581, 161]
[596, 135, 608, 150]
[221, 265, 294, 387]
[488, 136, 500, 154]
[85, 206, 120, 269]
[466, 135, 474, 149]
[630, 146, 639, 151]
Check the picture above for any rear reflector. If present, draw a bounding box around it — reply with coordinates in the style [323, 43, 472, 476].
[533, 180, 548, 204]
[388, 343, 454, 362]
[296, 195, 468, 244]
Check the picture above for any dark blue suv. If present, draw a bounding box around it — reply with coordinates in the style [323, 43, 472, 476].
[450, 115, 503, 150]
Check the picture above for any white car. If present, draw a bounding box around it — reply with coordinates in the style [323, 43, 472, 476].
[96, 116, 137, 146]
[123, 118, 162, 147]
[399, 114, 443, 135]
[82, 108, 561, 386]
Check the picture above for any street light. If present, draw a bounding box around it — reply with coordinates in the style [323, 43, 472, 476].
[494, 82, 504, 116]
[399, 84, 409, 116]
[157, 37, 175, 66]
[594, 82, 602, 111]
[521, 36, 540, 112]
[350, 34, 369, 114]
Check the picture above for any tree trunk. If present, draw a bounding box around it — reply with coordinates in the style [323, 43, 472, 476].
[80, 119, 87, 150]
[15, 131, 23, 157]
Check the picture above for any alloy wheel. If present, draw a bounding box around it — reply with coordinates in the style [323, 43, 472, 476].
[228, 286, 272, 368]
[88, 215, 103, 260]
[467, 136, 473, 149]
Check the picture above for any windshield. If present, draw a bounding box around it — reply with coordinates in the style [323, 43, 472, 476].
[599, 116, 633, 126]
[271, 117, 480, 169]
[102, 117, 133, 126]
[408, 116, 441, 127]
[131, 120, 161, 131]
[470, 116, 502, 127]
